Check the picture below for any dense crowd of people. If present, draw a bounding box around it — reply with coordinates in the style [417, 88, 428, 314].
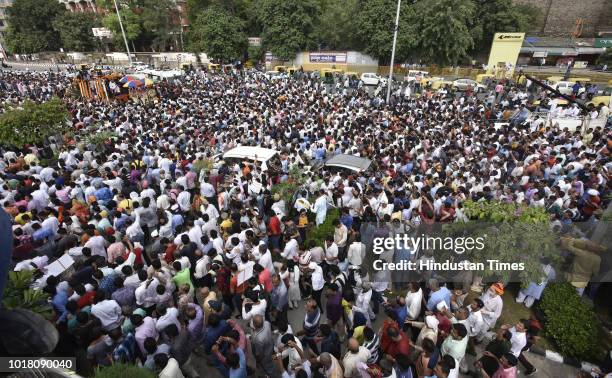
[0, 67, 610, 378]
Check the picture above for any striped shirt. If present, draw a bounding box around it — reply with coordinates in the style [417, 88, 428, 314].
[364, 334, 380, 364]
[303, 308, 321, 338]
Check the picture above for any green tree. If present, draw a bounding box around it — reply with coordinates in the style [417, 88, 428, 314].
[256, 0, 320, 61]
[353, 0, 415, 64]
[452, 200, 561, 285]
[0, 98, 69, 148]
[139, 0, 179, 51]
[53, 12, 99, 52]
[102, 7, 142, 50]
[317, 0, 361, 51]
[98, 0, 178, 51]
[471, 0, 541, 55]
[410, 0, 476, 65]
[186, 6, 247, 62]
[4, 0, 66, 53]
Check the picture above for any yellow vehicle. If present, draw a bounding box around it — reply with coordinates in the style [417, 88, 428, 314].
[208, 63, 220, 71]
[421, 76, 444, 87]
[569, 77, 591, 83]
[77, 64, 90, 70]
[274, 65, 288, 73]
[321, 68, 343, 75]
[533, 98, 569, 106]
[586, 87, 612, 107]
[476, 73, 495, 83]
[546, 76, 564, 85]
[431, 80, 453, 90]
[287, 66, 299, 75]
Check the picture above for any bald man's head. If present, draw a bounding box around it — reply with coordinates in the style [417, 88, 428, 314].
[253, 314, 264, 329]
[319, 352, 332, 368]
[347, 338, 360, 354]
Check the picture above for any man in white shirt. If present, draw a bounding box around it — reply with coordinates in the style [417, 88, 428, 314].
[481, 283, 504, 330]
[324, 237, 339, 266]
[84, 234, 107, 259]
[253, 243, 274, 274]
[90, 292, 122, 331]
[507, 321, 528, 358]
[281, 236, 299, 261]
[242, 291, 267, 327]
[342, 338, 371, 378]
[347, 238, 365, 267]
[308, 262, 325, 312]
[155, 304, 180, 333]
[405, 282, 423, 321]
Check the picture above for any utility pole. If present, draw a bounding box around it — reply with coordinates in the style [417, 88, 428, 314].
[386, 0, 401, 104]
[113, 0, 132, 66]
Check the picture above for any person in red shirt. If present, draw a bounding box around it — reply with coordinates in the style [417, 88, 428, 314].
[229, 264, 246, 312]
[380, 324, 411, 364]
[254, 263, 272, 293]
[76, 285, 96, 309]
[267, 212, 281, 251]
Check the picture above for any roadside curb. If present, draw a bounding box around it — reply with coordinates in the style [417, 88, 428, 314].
[528, 345, 600, 373]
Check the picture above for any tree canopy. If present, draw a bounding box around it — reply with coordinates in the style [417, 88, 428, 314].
[4, 0, 541, 62]
[254, 0, 320, 61]
[186, 6, 247, 62]
[4, 0, 66, 54]
[53, 12, 99, 52]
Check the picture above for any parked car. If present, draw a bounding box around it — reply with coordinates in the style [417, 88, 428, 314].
[316, 154, 373, 173]
[452, 78, 487, 92]
[360, 72, 387, 86]
[552, 81, 586, 96]
[265, 70, 286, 81]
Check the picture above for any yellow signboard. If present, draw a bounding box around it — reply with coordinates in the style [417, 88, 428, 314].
[486, 32, 525, 78]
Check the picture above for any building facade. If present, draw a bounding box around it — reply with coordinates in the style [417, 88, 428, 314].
[513, 0, 612, 37]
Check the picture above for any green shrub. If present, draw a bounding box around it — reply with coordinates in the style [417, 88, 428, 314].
[539, 283, 602, 360]
[95, 363, 156, 378]
[2, 270, 53, 319]
[304, 208, 340, 247]
[0, 98, 69, 148]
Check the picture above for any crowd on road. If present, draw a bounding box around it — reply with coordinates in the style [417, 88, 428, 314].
[0, 67, 610, 378]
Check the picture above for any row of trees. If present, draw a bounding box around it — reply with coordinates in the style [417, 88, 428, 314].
[186, 0, 541, 64]
[4, 0, 540, 65]
[4, 0, 183, 54]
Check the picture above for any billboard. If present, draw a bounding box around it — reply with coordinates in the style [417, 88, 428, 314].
[486, 32, 525, 77]
[309, 52, 347, 63]
[92, 28, 113, 38]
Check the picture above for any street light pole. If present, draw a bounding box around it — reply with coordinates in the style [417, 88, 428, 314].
[113, 0, 132, 66]
[386, 0, 401, 104]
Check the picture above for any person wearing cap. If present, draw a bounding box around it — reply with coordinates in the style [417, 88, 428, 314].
[481, 283, 504, 331]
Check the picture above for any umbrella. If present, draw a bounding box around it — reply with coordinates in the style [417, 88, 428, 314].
[119, 75, 138, 83]
[123, 80, 143, 88]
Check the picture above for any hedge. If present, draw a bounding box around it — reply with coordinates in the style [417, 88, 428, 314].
[539, 283, 602, 360]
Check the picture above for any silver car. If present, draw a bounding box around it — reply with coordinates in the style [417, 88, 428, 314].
[452, 78, 486, 93]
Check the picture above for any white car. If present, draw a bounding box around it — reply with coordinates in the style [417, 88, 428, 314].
[360, 72, 387, 86]
[265, 70, 286, 81]
[552, 81, 585, 96]
[452, 78, 487, 93]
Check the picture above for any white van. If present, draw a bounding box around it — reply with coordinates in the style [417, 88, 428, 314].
[221, 146, 281, 171]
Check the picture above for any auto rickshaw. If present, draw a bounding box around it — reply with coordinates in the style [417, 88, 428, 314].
[208, 63, 220, 72]
[287, 66, 298, 75]
[476, 73, 495, 83]
[274, 65, 288, 73]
